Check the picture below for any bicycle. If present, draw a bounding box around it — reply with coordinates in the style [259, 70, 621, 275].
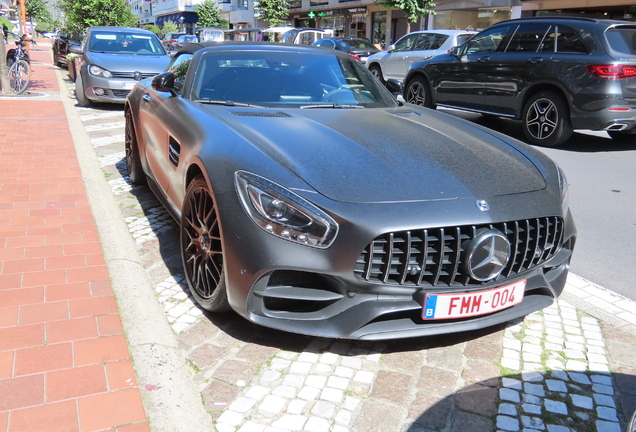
[5, 33, 32, 94]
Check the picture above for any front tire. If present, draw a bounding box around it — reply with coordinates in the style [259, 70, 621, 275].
[404, 76, 434, 108]
[521, 91, 572, 147]
[75, 73, 93, 107]
[124, 109, 146, 185]
[180, 177, 230, 312]
[368, 64, 385, 85]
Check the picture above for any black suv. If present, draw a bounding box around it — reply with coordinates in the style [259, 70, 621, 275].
[403, 17, 636, 147]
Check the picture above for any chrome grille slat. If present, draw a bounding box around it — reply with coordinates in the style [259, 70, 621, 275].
[354, 217, 564, 288]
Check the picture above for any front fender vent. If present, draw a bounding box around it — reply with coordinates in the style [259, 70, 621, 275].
[230, 111, 291, 118]
[354, 217, 564, 288]
[168, 137, 180, 167]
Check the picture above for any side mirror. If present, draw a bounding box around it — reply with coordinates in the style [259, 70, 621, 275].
[386, 79, 402, 96]
[152, 72, 177, 96]
[69, 44, 82, 54]
[387, 44, 396, 52]
[449, 45, 461, 56]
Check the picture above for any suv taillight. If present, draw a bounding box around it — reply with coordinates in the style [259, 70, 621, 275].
[586, 64, 636, 79]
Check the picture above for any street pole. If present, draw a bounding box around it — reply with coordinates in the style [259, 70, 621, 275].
[18, 0, 29, 55]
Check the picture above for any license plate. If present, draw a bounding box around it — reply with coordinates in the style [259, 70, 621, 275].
[422, 280, 526, 320]
[122, 82, 136, 90]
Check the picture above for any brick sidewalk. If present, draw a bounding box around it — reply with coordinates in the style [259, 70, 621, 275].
[0, 41, 149, 432]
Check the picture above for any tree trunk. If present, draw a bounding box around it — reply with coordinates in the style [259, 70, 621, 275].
[0, 36, 11, 95]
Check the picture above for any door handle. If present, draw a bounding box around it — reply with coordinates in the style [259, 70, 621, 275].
[478, 56, 490, 62]
[142, 94, 151, 103]
[529, 57, 544, 64]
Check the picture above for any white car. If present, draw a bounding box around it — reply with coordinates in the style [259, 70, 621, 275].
[367, 29, 476, 84]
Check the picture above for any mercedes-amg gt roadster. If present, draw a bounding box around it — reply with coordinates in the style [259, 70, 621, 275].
[124, 42, 576, 340]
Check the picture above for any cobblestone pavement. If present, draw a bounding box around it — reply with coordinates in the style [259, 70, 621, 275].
[61, 75, 636, 432]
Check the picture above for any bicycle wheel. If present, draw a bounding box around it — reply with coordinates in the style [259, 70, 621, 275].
[9, 60, 30, 95]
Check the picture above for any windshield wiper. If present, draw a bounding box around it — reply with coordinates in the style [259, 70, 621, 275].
[300, 104, 364, 109]
[194, 100, 264, 108]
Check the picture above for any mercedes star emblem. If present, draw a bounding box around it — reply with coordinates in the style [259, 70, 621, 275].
[463, 230, 511, 281]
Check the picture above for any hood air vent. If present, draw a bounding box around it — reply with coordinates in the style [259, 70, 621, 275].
[231, 111, 291, 118]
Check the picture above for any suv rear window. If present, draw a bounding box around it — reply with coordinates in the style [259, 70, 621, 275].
[604, 25, 636, 55]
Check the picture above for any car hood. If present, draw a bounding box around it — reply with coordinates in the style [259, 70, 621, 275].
[86, 52, 170, 73]
[207, 106, 546, 203]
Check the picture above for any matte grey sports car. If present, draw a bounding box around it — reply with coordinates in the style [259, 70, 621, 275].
[74, 26, 170, 107]
[124, 42, 576, 340]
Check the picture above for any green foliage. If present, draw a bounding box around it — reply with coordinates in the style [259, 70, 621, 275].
[143, 24, 160, 34]
[58, 0, 139, 34]
[195, 0, 222, 28]
[375, 0, 436, 25]
[256, 0, 290, 27]
[35, 22, 55, 33]
[27, 0, 52, 23]
[160, 20, 178, 37]
[219, 19, 230, 29]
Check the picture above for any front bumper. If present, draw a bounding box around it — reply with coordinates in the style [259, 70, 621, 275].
[82, 74, 136, 104]
[216, 187, 576, 340]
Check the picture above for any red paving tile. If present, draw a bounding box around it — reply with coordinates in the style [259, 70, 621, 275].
[8, 400, 78, 432]
[0, 44, 148, 430]
[46, 317, 99, 344]
[46, 364, 107, 402]
[78, 388, 146, 431]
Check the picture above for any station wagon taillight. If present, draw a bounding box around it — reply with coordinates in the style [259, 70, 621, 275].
[586, 64, 636, 79]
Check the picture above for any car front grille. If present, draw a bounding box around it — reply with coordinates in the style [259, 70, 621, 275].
[110, 72, 157, 80]
[354, 217, 564, 287]
[110, 89, 131, 98]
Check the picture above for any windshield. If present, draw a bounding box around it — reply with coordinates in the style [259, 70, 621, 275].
[191, 50, 398, 108]
[89, 31, 165, 55]
[338, 39, 376, 50]
[604, 25, 636, 55]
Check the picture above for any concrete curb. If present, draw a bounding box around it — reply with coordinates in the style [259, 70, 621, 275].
[562, 273, 636, 336]
[53, 68, 214, 431]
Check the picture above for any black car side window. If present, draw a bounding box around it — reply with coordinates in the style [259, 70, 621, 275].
[506, 24, 552, 53]
[555, 26, 588, 53]
[168, 53, 193, 96]
[464, 26, 513, 54]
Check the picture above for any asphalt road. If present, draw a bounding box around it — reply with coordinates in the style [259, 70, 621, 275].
[440, 108, 636, 302]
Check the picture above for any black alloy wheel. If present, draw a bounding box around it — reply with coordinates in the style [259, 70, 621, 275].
[368, 64, 385, 85]
[522, 91, 572, 147]
[180, 176, 230, 312]
[405, 76, 434, 108]
[124, 110, 146, 185]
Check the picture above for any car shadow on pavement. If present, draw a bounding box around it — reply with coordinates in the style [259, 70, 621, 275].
[448, 112, 636, 153]
[406, 370, 635, 432]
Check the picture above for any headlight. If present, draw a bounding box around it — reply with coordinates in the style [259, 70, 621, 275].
[235, 171, 338, 249]
[555, 163, 569, 213]
[88, 65, 112, 78]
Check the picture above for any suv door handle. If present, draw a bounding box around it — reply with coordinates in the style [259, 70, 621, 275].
[529, 57, 544, 64]
[478, 56, 490, 62]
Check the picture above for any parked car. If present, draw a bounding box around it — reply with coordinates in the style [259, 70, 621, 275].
[403, 17, 636, 147]
[52, 31, 82, 68]
[366, 29, 476, 83]
[198, 27, 224, 43]
[124, 41, 576, 340]
[281, 28, 333, 45]
[161, 31, 186, 51]
[312, 37, 381, 63]
[73, 26, 170, 107]
[171, 34, 198, 51]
